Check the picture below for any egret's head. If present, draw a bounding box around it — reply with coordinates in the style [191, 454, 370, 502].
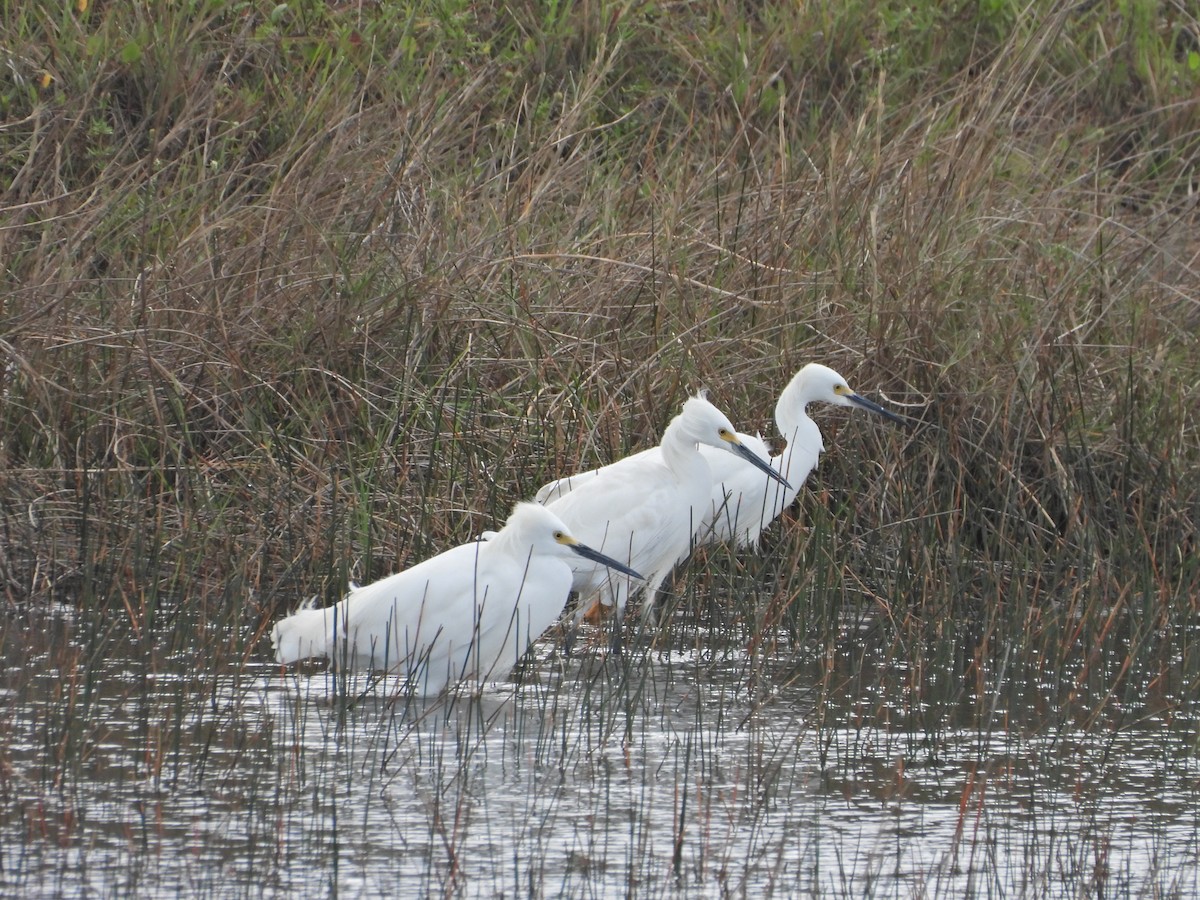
[504, 503, 644, 580]
[797, 364, 906, 424]
[676, 394, 737, 446]
[677, 394, 791, 489]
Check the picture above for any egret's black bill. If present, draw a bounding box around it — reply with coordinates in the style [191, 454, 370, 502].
[572, 543, 645, 581]
[733, 442, 792, 490]
[848, 393, 907, 425]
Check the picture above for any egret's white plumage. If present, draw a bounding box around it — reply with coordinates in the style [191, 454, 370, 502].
[702, 364, 905, 545]
[542, 394, 789, 623]
[537, 364, 904, 549]
[271, 502, 643, 694]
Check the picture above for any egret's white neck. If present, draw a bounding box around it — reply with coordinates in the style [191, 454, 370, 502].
[659, 415, 713, 496]
[774, 374, 813, 444]
[773, 373, 825, 484]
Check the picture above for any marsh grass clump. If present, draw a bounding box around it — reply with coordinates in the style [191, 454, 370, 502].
[1, 0, 1196, 679]
[1, 1, 1199, 892]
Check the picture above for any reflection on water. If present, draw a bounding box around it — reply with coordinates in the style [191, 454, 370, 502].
[1, 608, 1198, 898]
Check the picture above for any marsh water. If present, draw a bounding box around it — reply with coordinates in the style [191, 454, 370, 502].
[2, 605, 1198, 899]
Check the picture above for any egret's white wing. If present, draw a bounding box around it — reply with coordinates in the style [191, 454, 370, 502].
[546, 455, 692, 601]
[534, 447, 657, 504]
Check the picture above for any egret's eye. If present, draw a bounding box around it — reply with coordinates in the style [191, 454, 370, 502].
[553, 531, 565, 540]
[718, 427, 732, 438]
[833, 384, 849, 396]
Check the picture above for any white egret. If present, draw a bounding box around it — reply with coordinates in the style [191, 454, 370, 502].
[542, 393, 790, 626]
[538, 364, 904, 548]
[271, 502, 644, 694]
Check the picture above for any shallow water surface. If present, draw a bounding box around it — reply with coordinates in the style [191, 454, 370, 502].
[1, 609, 1198, 898]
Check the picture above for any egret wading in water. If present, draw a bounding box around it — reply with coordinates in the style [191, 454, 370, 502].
[271, 502, 644, 695]
[541, 393, 790, 632]
[538, 364, 905, 548]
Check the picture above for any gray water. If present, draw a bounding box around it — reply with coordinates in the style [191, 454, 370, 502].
[2, 608, 1198, 899]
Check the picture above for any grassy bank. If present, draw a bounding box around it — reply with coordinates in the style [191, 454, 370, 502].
[1, 0, 1198, 721]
